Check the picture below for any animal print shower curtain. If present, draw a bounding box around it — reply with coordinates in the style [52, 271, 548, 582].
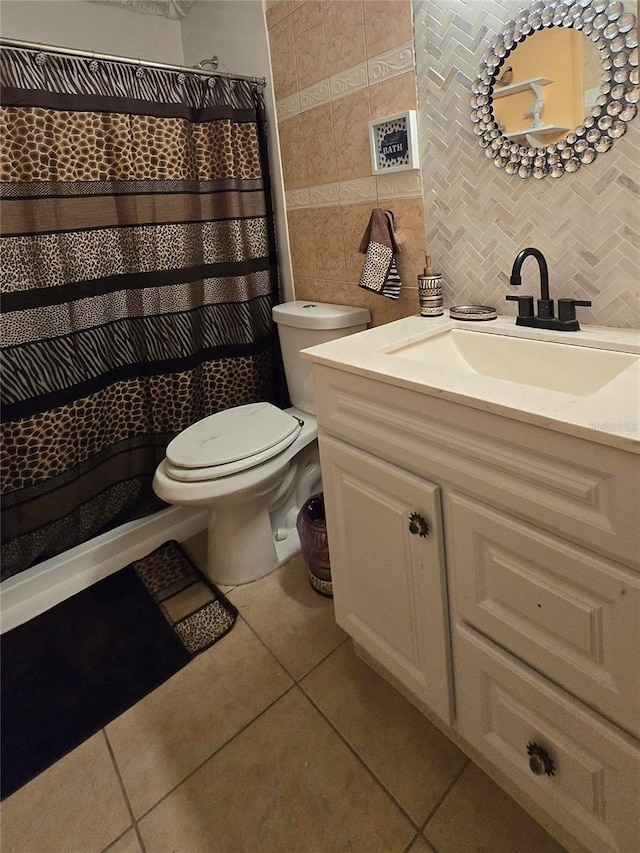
[0, 46, 284, 580]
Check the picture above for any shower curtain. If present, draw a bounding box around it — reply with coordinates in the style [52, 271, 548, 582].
[0, 46, 284, 581]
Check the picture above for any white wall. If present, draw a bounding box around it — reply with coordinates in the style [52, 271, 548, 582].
[0, 0, 185, 63]
[181, 0, 293, 301]
[180, 0, 267, 78]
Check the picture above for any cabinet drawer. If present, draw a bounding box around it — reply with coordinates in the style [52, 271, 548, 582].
[314, 366, 640, 568]
[448, 493, 640, 739]
[454, 625, 640, 853]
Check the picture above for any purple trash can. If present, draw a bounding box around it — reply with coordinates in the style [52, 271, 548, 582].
[296, 493, 332, 597]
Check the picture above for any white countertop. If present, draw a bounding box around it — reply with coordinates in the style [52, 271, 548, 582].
[302, 314, 640, 452]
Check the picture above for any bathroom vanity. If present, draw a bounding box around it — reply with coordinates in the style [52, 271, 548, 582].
[303, 316, 640, 853]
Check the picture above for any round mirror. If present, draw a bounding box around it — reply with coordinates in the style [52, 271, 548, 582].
[470, 0, 638, 179]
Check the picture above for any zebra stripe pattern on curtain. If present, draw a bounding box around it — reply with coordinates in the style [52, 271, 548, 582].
[0, 46, 285, 581]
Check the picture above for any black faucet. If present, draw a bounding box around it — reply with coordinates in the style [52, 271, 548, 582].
[506, 247, 591, 331]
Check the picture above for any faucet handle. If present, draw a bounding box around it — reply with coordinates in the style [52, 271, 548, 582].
[558, 299, 592, 323]
[506, 294, 534, 318]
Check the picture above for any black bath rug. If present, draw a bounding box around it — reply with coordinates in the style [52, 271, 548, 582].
[1, 540, 237, 800]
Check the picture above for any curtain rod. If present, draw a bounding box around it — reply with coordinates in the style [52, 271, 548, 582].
[0, 37, 267, 87]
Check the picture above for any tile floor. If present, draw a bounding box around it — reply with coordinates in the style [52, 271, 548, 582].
[1, 539, 569, 853]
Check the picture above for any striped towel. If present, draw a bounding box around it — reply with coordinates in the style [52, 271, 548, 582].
[358, 209, 402, 299]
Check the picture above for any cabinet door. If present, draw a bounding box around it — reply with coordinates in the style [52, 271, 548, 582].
[319, 435, 452, 724]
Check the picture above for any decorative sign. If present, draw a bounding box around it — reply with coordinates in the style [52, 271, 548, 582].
[369, 110, 419, 174]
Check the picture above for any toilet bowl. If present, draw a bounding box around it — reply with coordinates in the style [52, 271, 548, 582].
[153, 301, 370, 586]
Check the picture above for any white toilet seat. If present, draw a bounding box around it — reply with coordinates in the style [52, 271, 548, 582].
[165, 402, 303, 482]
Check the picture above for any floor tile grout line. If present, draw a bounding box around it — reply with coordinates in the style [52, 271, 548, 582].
[419, 756, 470, 835]
[401, 833, 420, 853]
[298, 682, 422, 833]
[132, 681, 298, 824]
[100, 605, 345, 830]
[235, 607, 349, 686]
[101, 728, 147, 853]
[129, 608, 348, 824]
[293, 632, 351, 683]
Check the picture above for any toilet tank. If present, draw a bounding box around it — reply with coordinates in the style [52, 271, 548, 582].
[273, 301, 370, 414]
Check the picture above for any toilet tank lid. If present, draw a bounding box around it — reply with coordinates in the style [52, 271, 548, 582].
[272, 301, 370, 330]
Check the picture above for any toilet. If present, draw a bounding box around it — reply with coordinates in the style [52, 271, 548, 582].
[153, 301, 370, 586]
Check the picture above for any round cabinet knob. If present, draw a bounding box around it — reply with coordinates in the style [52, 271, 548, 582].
[409, 512, 430, 538]
[526, 742, 556, 777]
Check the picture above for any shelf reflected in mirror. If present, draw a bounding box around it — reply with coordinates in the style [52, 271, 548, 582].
[470, 0, 638, 179]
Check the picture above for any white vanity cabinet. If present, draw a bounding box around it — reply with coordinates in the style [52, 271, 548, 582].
[312, 362, 640, 853]
[319, 435, 452, 725]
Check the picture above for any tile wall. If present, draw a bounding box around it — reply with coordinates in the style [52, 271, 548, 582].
[266, 0, 428, 326]
[414, 0, 640, 329]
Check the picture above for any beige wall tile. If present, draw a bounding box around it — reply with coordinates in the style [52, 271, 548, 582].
[301, 103, 337, 186]
[287, 208, 317, 281]
[386, 283, 420, 323]
[425, 763, 568, 853]
[106, 620, 292, 817]
[138, 689, 415, 853]
[390, 196, 426, 255]
[364, 0, 414, 59]
[392, 196, 428, 321]
[340, 201, 376, 283]
[302, 642, 468, 824]
[266, 0, 291, 29]
[285, 186, 311, 209]
[309, 181, 339, 206]
[278, 115, 309, 190]
[1, 733, 130, 853]
[339, 176, 378, 205]
[316, 279, 351, 304]
[310, 206, 348, 282]
[292, 277, 322, 301]
[335, 281, 389, 327]
[268, 15, 299, 99]
[369, 70, 418, 120]
[295, 278, 350, 305]
[323, 0, 366, 77]
[292, 1, 328, 90]
[331, 88, 372, 182]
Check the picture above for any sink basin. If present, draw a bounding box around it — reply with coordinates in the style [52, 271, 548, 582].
[389, 329, 638, 396]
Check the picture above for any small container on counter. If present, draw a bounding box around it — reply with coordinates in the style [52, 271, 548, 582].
[418, 255, 443, 317]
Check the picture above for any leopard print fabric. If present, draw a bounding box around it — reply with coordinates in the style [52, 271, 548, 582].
[2, 271, 274, 348]
[133, 541, 237, 654]
[0, 107, 261, 182]
[1, 218, 269, 293]
[1, 351, 275, 494]
[173, 601, 236, 654]
[133, 540, 197, 597]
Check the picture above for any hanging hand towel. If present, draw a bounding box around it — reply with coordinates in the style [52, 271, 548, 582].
[358, 209, 402, 299]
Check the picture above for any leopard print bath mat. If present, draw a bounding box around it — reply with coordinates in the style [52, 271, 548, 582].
[132, 540, 237, 655]
[1, 540, 237, 800]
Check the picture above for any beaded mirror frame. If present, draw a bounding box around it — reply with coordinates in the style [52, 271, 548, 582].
[470, 0, 638, 179]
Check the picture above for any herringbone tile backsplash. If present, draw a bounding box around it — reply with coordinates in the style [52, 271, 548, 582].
[414, 0, 640, 329]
